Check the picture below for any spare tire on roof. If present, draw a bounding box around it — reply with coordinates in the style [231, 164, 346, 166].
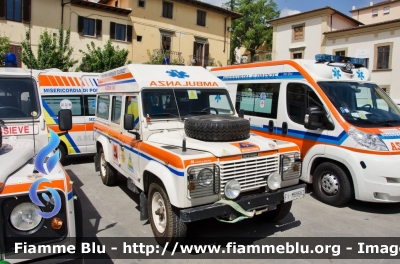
[184, 115, 250, 142]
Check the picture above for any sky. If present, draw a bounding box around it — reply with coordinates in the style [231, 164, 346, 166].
[203, 0, 377, 17]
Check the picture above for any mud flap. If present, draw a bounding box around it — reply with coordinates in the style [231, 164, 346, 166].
[140, 192, 148, 221]
[94, 153, 99, 172]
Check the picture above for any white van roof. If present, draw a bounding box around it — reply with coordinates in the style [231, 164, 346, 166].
[98, 64, 226, 93]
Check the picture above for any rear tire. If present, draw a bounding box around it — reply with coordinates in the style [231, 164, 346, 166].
[312, 162, 352, 206]
[99, 148, 117, 186]
[260, 201, 292, 222]
[148, 182, 187, 246]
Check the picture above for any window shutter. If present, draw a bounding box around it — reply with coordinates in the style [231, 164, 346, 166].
[0, 0, 6, 19]
[204, 43, 209, 59]
[22, 0, 31, 23]
[110, 22, 116, 39]
[78, 16, 84, 35]
[9, 45, 22, 67]
[96, 19, 102, 37]
[127, 25, 133, 42]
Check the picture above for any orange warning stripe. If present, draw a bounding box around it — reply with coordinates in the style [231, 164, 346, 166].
[98, 72, 134, 85]
[47, 123, 94, 133]
[0, 179, 65, 195]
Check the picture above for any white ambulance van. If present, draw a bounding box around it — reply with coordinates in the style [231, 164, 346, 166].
[37, 70, 99, 163]
[0, 54, 82, 263]
[210, 54, 400, 206]
[93, 64, 306, 245]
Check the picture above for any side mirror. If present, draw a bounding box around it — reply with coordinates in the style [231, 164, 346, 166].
[58, 109, 72, 131]
[304, 106, 325, 130]
[238, 109, 244, 118]
[124, 114, 135, 130]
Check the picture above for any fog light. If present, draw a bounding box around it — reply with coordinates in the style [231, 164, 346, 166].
[267, 172, 281, 190]
[51, 217, 63, 230]
[224, 179, 241, 199]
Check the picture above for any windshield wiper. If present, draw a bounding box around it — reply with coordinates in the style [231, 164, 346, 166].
[149, 113, 182, 119]
[342, 114, 376, 124]
[190, 111, 208, 115]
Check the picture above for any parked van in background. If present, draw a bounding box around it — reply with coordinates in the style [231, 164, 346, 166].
[37, 70, 99, 163]
[210, 54, 400, 206]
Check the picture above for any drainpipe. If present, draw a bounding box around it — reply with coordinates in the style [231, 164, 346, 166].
[61, 0, 71, 28]
[223, 16, 229, 53]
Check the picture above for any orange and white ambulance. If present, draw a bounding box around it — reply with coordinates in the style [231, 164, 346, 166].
[37, 70, 99, 163]
[210, 54, 400, 206]
[0, 54, 82, 263]
[93, 64, 306, 245]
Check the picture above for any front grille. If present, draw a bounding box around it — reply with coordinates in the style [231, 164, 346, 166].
[219, 155, 279, 193]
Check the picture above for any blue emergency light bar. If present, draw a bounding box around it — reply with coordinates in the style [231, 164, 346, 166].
[315, 54, 365, 65]
[4, 52, 18, 67]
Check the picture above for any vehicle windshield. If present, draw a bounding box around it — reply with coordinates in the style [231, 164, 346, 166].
[141, 88, 235, 119]
[0, 77, 40, 119]
[318, 81, 400, 126]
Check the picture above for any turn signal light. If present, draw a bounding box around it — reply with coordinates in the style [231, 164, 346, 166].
[187, 183, 195, 191]
[51, 217, 63, 230]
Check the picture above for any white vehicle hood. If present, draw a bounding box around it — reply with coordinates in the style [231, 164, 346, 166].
[0, 138, 36, 185]
[148, 130, 278, 157]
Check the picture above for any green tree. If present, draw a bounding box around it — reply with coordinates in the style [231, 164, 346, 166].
[21, 27, 77, 71]
[76, 39, 131, 72]
[143, 49, 182, 65]
[0, 36, 10, 66]
[227, 0, 279, 64]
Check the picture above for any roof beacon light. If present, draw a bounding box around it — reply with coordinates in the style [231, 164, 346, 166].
[5, 52, 18, 67]
[315, 54, 364, 65]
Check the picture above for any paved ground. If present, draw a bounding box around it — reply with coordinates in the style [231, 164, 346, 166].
[64, 155, 400, 264]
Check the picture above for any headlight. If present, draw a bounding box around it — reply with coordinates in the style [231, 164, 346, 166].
[282, 156, 291, 172]
[224, 179, 241, 199]
[267, 172, 281, 190]
[349, 126, 388, 151]
[197, 168, 213, 187]
[10, 202, 42, 231]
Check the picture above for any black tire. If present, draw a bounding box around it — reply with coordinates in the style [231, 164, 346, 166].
[184, 115, 250, 141]
[260, 201, 292, 222]
[148, 182, 187, 246]
[312, 162, 352, 206]
[57, 144, 67, 164]
[99, 148, 117, 186]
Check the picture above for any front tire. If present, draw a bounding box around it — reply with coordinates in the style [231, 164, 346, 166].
[99, 148, 117, 186]
[260, 201, 292, 222]
[148, 182, 187, 246]
[313, 162, 352, 206]
[57, 144, 67, 164]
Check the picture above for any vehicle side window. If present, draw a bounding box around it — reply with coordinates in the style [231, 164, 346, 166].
[111, 96, 122, 124]
[236, 83, 280, 118]
[125, 96, 139, 129]
[96, 95, 110, 120]
[42, 95, 83, 116]
[85, 95, 96, 116]
[287, 83, 324, 125]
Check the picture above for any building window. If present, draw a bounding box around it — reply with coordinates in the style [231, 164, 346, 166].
[293, 53, 302, 59]
[138, 0, 145, 8]
[192, 40, 209, 67]
[116, 24, 126, 41]
[372, 9, 378, 17]
[83, 18, 95, 36]
[197, 10, 206, 26]
[110, 22, 133, 42]
[78, 16, 102, 37]
[162, 1, 173, 19]
[161, 35, 171, 52]
[376, 45, 390, 69]
[115, 1, 118, 7]
[383, 6, 390, 15]
[1, 0, 30, 22]
[335, 50, 346, 56]
[137, 35, 142, 42]
[373, 42, 393, 70]
[293, 25, 304, 41]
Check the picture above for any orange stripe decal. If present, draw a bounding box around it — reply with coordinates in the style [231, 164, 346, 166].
[47, 75, 58, 86]
[68, 77, 76, 86]
[0, 179, 65, 195]
[99, 72, 134, 84]
[38, 75, 52, 86]
[48, 123, 94, 133]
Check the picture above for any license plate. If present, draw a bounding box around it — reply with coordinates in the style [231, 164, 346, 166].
[284, 188, 305, 203]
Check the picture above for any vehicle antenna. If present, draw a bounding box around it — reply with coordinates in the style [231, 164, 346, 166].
[29, 4, 36, 153]
[171, 88, 186, 152]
